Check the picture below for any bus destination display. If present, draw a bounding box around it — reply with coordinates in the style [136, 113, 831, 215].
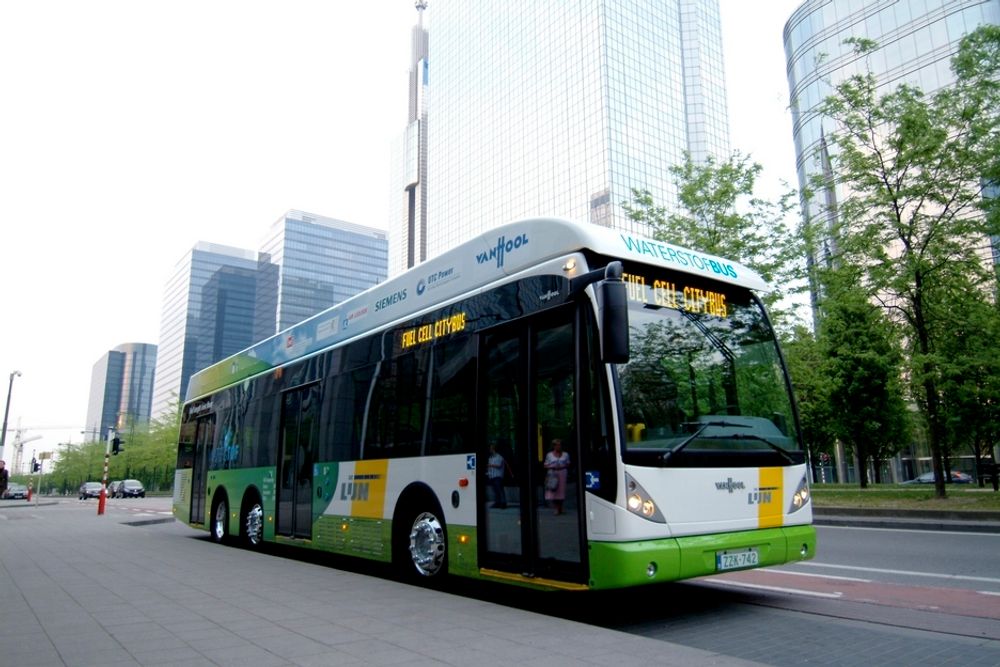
[399, 311, 468, 350]
[623, 272, 728, 318]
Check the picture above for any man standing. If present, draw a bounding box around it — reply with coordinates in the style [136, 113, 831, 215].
[0, 459, 9, 499]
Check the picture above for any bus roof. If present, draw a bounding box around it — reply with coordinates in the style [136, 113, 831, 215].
[184, 217, 768, 402]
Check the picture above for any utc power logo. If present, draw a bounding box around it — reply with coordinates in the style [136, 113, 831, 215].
[476, 233, 529, 269]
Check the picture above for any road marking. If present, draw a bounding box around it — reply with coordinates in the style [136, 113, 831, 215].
[709, 579, 843, 599]
[797, 561, 1000, 585]
[819, 524, 1000, 538]
[767, 568, 870, 583]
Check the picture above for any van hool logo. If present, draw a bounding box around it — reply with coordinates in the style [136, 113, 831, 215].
[715, 477, 746, 493]
[476, 233, 529, 269]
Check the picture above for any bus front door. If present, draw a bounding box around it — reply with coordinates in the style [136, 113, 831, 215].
[479, 314, 586, 585]
[276, 383, 320, 539]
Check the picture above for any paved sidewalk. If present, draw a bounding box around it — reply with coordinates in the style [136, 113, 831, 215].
[0, 500, 759, 667]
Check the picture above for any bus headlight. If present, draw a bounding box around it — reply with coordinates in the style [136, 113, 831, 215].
[787, 475, 810, 514]
[624, 473, 666, 523]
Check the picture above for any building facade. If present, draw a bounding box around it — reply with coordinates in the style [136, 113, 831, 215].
[256, 210, 388, 335]
[151, 211, 388, 419]
[390, 1, 430, 275]
[784, 0, 1000, 282]
[85, 342, 157, 441]
[150, 242, 260, 420]
[392, 0, 730, 273]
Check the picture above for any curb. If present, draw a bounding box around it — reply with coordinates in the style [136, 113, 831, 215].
[814, 507, 1000, 533]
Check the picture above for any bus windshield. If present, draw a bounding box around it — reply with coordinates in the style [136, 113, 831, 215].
[618, 267, 801, 467]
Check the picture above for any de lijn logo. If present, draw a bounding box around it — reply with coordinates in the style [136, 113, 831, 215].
[476, 233, 529, 269]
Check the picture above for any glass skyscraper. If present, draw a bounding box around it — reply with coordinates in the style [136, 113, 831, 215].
[151, 211, 388, 419]
[394, 0, 730, 270]
[150, 243, 260, 420]
[784, 0, 1000, 275]
[256, 210, 388, 334]
[85, 342, 157, 440]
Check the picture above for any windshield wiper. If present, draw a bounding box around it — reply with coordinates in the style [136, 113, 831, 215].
[661, 420, 749, 463]
[730, 433, 798, 464]
[677, 432, 798, 465]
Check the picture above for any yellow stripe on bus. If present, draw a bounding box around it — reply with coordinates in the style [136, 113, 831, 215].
[350, 460, 389, 519]
[758, 467, 784, 529]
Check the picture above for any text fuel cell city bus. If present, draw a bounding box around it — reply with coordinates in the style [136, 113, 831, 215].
[173, 217, 815, 590]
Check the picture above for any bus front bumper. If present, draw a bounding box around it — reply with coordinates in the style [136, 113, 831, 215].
[587, 524, 816, 590]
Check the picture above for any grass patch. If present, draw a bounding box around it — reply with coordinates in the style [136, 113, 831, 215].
[811, 483, 1000, 511]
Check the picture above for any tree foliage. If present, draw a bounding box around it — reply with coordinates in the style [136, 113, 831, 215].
[623, 151, 806, 326]
[818, 268, 910, 487]
[24, 400, 181, 496]
[781, 325, 837, 467]
[814, 25, 1000, 497]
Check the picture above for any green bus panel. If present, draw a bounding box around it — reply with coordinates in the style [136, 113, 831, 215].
[587, 525, 816, 590]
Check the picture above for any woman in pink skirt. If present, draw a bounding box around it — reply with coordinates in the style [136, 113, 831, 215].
[543, 438, 570, 515]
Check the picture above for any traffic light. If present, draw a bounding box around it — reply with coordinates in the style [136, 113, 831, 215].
[112, 436, 123, 455]
[31, 458, 40, 473]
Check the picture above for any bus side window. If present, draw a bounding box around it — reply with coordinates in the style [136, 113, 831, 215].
[324, 366, 373, 462]
[365, 349, 428, 460]
[426, 334, 476, 456]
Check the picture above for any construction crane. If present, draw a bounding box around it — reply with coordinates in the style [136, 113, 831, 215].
[11, 432, 43, 474]
[2, 425, 81, 474]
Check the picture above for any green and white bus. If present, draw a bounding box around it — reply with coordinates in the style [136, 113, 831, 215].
[173, 217, 815, 590]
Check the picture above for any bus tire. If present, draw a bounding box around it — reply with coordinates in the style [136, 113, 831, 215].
[394, 494, 448, 581]
[240, 491, 264, 549]
[210, 494, 229, 543]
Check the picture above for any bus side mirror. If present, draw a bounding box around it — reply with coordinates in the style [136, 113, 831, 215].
[599, 263, 629, 364]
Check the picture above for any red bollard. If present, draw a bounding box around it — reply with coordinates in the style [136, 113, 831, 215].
[26, 482, 32, 502]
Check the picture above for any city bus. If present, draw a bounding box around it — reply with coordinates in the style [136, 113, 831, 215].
[172, 217, 815, 590]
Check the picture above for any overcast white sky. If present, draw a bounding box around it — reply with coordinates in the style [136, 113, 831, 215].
[0, 0, 802, 466]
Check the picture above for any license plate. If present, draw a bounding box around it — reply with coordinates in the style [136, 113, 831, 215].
[716, 547, 759, 571]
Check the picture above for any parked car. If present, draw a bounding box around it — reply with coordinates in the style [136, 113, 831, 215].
[119, 479, 145, 498]
[4, 482, 27, 499]
[903, 470, 974, 484]
[78, 481, 103, 499]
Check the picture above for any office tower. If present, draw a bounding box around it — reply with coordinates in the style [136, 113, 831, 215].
[255, 210, 388, 336]
[151, 211, 388, 419]
[391, 0, 429, 274]
[85, 342, 157, 440]
[784, 0, 1000, 284]
[150, 243, 260, 420]
[392, 0, 730, 272]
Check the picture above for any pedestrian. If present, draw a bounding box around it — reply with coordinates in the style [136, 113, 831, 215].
[487, 444, 509, 508]
[543, 439, 570, 515]
[0, 459, 8, 499]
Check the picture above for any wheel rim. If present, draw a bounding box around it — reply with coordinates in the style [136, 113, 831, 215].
[244, 503, 264, 546]
[213, 501, 227, 541]
[408, 512, 446, 576]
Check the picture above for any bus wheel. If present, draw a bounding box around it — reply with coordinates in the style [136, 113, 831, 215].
[211, 497, 228, 543]
[242, 497, 264, 548]
[405, 510, 447, 578]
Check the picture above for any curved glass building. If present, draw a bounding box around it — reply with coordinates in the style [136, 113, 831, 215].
[784, 0, 1000, 298]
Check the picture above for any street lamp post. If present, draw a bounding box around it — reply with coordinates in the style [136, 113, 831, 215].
[0, 370, 21, 461]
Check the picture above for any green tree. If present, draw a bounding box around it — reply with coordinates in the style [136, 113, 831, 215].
[814, 26, 1000, 497]
[623, 151, 806, 325]
[781, 325, 837, 477]
[934, 286, 1000, 489]
[819, 269, 910, 488]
